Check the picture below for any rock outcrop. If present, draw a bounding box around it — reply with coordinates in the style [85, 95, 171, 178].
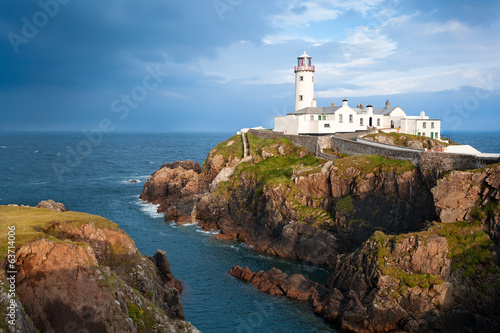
[231, 223, 500, 333]
[142, 134, 437, 267]
[0, 205, 197, 333]
[141, 134, 500, 332]
[363, 133, 448, 150]
[433, 164, 500, 246]
[229, 266, 327, 302]
[35, 199, 67, 212]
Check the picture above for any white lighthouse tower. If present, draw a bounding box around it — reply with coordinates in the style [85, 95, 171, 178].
[294, 51, 316, 111]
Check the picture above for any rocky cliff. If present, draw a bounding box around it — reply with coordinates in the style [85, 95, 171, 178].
[141, 133, 500, 332]
[0, 204, 197, 333]
[231, 221, 500, 332]
[141, 133, 437, 267]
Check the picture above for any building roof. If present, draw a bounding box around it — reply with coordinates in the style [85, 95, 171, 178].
[298, 51, 311, 58]
[288, 106, 401, 116]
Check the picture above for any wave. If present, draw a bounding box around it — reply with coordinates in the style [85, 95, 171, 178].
[180, 221, 198, 227]
[195, 228, 220, 235]
[1, 146, 6, 149]
[136, 200, 163, 218]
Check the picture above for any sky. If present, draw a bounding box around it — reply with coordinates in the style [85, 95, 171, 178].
[0, 0, 499, 132]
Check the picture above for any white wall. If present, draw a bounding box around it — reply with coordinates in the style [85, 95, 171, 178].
[274, 115, 299, 135]
[294, 70, 315, 111]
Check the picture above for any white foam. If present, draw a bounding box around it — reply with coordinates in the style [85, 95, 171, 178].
[136, 200, 163, 218]
[195, 228, 220, 235]
[1, 146, 6, 149]
[180, 222, 198, 227]
[33, 150, 39, 153]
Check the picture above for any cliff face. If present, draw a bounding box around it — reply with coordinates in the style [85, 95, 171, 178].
[0, 205, 197, 333]
[141, 134, 500, 332]
[141, 134, 436, 267]
[432, 164, 500, 246]
[231, 222, 500, 333]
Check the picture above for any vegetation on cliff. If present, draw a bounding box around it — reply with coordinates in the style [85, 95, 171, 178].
[0, 205, 195, 333]
[0, 205, 120, 261]
[141, 132, 500, 332]
[363, 132, 455, 149]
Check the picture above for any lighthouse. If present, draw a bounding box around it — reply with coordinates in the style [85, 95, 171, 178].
[294, 51, 316, 111]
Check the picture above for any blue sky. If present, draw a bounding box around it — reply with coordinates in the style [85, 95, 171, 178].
[1, 0, 499, 132]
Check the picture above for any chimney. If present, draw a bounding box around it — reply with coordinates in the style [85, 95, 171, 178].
[342, 98, 348, 107]
[385, 99, 390, 109]
[331, 101, 336, 107]
[359, 102, 364, 109]
[367, 105, 373, 112]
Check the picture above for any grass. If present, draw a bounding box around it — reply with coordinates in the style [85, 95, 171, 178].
[246, 133, 310, 161]
[371, 230, 445, 294]
[127, 302, 144, 327]
[431, 221, 495, 277]
[370, 219, 497, 297]
[336, 196, 354, 213]
[333, 154, 415, 175]
[322, 148, 349, 158]
[364, 132, 452, 149]
[202, 134, 243, 170]
[0, 205, 121, 261]
[290, 196, 335, 225]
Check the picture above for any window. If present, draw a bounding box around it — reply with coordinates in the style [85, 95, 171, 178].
[324, 124, 330, 128]
[423, 122, 427, 129]
[431, 122, 434, 129]
[312, 77, 314, 82]
[339, 114, 343, 123]
[299, 95, 303, 101]
[310, 115, 314, 120]
[360, 118, 364, 126]
[299, 76, 304, 81]
[435, 132, 439, 139]
[323, 115, 327, 120]
[377, 118, 381, 126]
[423, 132, 426, 137]
[349, 115, 353, 123]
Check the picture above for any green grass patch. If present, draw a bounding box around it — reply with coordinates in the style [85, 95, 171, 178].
[336, 196, 354, 214]
[0, 206, 121, 261]
[364, 132, 451, 149]
[431, 222, 495, 277]
[322, 148, 348, 158]
[333, 154, 415, 175]
[371, 230, 444, 293]
[127, 302, 144, 327]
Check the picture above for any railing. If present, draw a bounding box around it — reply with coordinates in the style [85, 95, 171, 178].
[294, 65, 315, 72]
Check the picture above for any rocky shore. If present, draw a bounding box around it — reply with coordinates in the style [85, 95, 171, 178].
[0, 201, 197, 333]
[141, 133, 500, 332]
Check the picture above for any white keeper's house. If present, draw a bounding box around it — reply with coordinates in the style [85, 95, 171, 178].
[274, 52, 442, 139]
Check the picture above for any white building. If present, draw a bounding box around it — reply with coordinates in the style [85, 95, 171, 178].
[275, 53, 442, 139]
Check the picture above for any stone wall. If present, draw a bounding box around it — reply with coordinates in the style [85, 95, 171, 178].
[249, 129, 500, 172]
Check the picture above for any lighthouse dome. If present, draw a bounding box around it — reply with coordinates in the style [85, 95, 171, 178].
[298, 51, 311, 58]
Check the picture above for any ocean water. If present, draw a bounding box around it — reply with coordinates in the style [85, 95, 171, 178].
[441, 131, 500, 153]
[1, 131, 498, 332]
[0, 132, 335, 333]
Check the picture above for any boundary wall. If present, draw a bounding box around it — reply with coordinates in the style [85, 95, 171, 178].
[249, 129, 500, 172]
